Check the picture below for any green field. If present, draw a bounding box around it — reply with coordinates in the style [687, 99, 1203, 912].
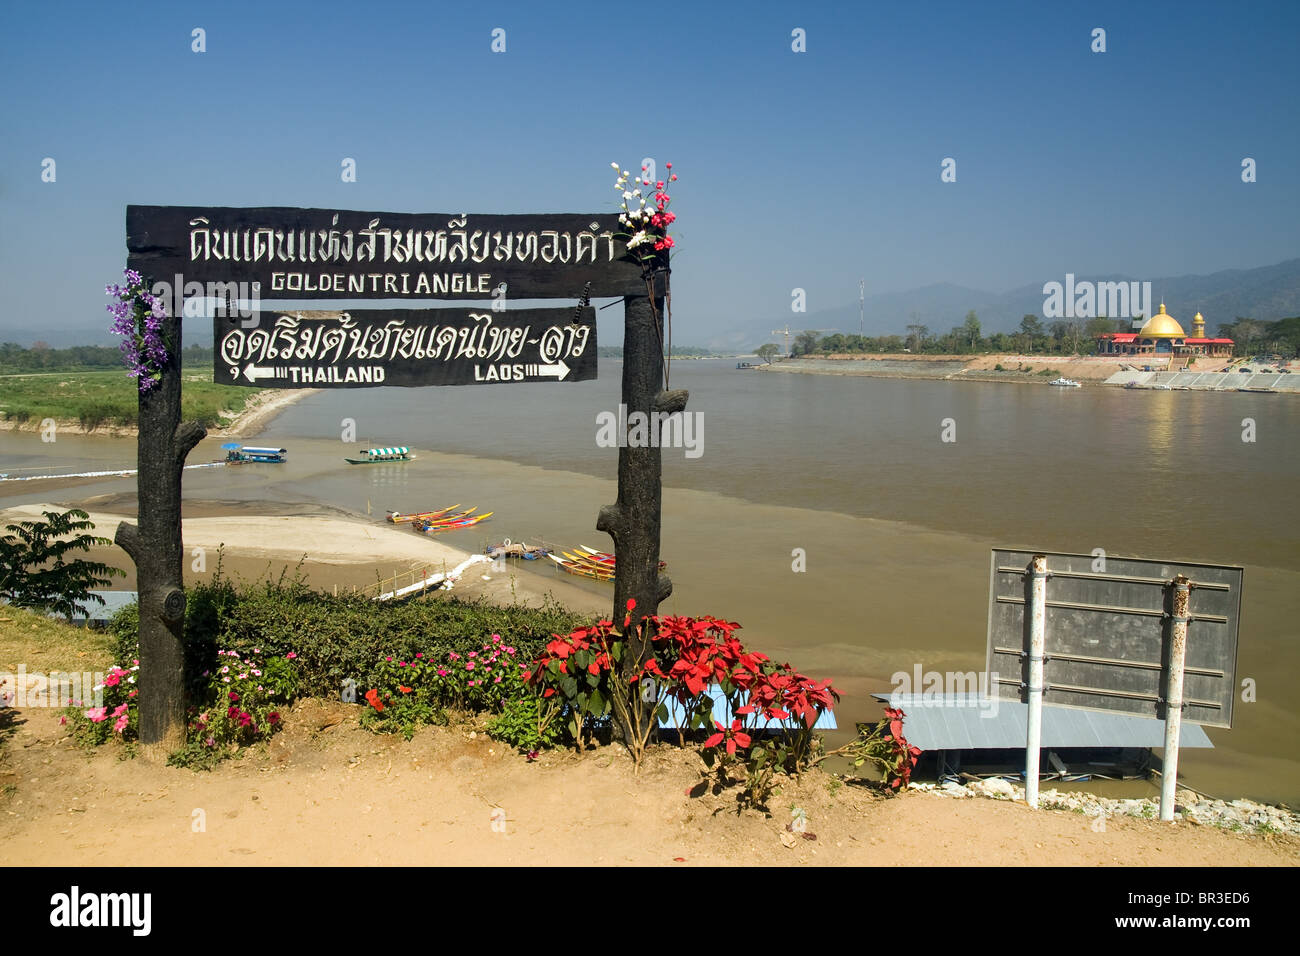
[0, 369, 261, 431]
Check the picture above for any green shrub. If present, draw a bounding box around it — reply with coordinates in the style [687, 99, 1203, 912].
[487, 693, 564, 752]
[109, 577, 589, 702]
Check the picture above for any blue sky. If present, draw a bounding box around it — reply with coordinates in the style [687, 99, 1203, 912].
[1, 0, 1297, 342]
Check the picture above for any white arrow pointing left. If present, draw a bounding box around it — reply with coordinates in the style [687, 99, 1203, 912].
[243, 363, 277, 382]
[537, 360, 570, 380]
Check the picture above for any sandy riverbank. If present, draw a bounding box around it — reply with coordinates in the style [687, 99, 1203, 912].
[0, 501, 608, 614]
[0, 388, 319, 439]
[758, 353, 1241, 385]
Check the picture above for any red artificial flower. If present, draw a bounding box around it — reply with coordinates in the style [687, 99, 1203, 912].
[398, 685, 413, 694]
[364, 688, 385, 712]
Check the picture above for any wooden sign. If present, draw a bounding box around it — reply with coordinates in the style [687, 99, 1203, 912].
[128, 205, 644, 300]
[214, 307, 596, 388]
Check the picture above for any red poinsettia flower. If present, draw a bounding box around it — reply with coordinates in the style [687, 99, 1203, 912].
[703, 719, 752, 756]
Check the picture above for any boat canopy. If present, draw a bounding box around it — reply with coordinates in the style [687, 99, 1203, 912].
[241, 446, 287, 456]
[366, 447, 409, 456]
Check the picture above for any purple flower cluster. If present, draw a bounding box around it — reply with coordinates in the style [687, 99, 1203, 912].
[106, 267, 168, 392]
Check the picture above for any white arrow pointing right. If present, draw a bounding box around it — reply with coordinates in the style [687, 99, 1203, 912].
[537, 360, 570, 380]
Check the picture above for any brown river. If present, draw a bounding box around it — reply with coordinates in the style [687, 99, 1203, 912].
[2, 359, 1297, 803]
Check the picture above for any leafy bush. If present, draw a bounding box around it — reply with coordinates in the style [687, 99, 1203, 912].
[844, 706, 922, 792]
[65, 660, 139, 747]
[0, 509, 125, 620]
[486, 693, 563, 753]
[169, 646, 299, 767]
[109, 576, 588, 702]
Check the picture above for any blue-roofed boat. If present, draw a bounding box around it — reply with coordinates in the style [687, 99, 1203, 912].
[223, 443, 287, 463]
[345, 446, 414, 464]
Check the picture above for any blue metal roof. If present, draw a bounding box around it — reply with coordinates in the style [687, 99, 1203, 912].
[658, 683, 837, 731]
[870, 693, 1212, 750]
[70, 591, 138, 624]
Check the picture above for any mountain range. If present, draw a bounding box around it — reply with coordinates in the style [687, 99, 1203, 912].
[706, 257, 1300, 351]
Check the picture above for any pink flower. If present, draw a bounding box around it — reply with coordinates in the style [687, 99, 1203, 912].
[59, 715, 67, 725]
[386, 656, 393, 662]
[285, 652, 298, 660]
[436, 669, 448, 677]
[415, 653, 423, 658]
[114, 714, 129, 733]
[494, 676, 502, 684]
[449, 652, 460, 660]
[466, 662, 475, 671]
[84, 707, 108, 723]
[228, 691, 240, 702]
[491, 634, 501, 643]
[112, 703, 128, 717]
[468, 651, 477, 658]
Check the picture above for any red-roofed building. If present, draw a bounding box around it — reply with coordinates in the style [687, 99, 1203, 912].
[1096, 307, 1234, 357]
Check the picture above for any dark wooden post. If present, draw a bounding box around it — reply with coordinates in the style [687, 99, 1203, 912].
[114, 313, 206, 753]
[597, 272, 688, 686]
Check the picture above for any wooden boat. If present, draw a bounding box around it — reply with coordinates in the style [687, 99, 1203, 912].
[578, 545, 667, 571]
[346, 446, 414, 464]
[485, 541, 551, 560]
[388, 504, 460, 524]
[549, 546, 667, 581]
[548, 553, 615, 581]
[410, 507, 477, 528]
[415, 511, 493, 533]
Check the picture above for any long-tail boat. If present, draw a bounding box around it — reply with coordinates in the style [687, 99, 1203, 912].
[388, 504, 461, 524]
[414, 510, 493, 533]
[548, 553, 615, 581]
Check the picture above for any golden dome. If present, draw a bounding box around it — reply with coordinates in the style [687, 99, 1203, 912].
[1139, 304, 1186, 338]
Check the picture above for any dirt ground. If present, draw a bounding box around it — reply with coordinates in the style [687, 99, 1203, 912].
[3, 697, 1295, 867]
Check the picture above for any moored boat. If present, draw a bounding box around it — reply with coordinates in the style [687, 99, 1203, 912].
[548, 553, 615, 581]
[485, 541, 551, 560]
[1048, 377, 1081, 388]
[388, 504, 461, 524]
[223, 443, 288, 463]
[414, 510, 493, 533]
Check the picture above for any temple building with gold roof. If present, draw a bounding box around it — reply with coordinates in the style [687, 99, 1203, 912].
[1095, 304, 1234, 357]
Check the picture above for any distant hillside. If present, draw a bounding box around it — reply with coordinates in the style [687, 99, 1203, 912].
[716, 257, 1300, 350]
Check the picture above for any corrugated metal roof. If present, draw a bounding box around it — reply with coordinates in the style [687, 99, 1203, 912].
[870, 694, 1212, 750]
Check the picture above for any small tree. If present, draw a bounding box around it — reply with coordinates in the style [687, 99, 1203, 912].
[0, 509, 125, 620]
[756, 343, 780, 364]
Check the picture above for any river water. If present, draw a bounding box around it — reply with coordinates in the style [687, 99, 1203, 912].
[3, 359, 1297, 802]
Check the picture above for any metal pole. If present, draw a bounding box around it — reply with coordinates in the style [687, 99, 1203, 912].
[1161, 575, 1190, 821]
[1025, 554, 1048, 808]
